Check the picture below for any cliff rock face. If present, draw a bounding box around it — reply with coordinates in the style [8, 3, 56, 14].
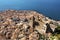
[0, 10, 60, 40]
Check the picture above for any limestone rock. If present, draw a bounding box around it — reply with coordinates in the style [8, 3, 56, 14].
[0, 10, 59, 40]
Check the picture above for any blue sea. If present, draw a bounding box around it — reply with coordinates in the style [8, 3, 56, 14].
[0, 0, 60, 20]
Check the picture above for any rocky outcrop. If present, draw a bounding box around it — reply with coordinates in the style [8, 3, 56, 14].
[0, 10, 60, 40]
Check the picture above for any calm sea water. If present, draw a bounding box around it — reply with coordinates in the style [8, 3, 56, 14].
[0, 0, 60, 20]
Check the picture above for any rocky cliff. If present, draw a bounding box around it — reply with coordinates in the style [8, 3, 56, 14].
[0, 10, 60, 40]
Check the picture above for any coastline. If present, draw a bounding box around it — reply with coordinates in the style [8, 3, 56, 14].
[0, 10, 60, 40]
